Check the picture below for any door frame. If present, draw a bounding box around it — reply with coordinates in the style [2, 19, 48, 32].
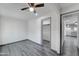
[60, 10, 79, 55]
[41, 16, 51, 48]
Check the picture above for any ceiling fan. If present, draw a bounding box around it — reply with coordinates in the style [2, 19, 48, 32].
[21, 3, 44, 15]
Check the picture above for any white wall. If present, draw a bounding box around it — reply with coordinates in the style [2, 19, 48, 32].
[28, 19, 41, 44]
[28, 4, 60, 53]
[0, 15, 28, 45]
[61, 4, 79, 14]
[0, 15, 2, 44]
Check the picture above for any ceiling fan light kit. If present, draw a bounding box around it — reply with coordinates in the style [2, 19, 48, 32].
[35, 12, 38, 16]
[21, 3, 44, 16]
[29, 7, 34, 12]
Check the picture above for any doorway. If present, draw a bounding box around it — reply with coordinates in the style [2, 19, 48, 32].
[41, 17, 51, 48]
[61, 13, 78, 56]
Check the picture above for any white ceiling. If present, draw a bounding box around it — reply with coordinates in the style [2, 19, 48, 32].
[0, 3, 55, 20]
[59, 3, 79, 14]
[58, 3, 79, 9]
[59, 3, 75, 8]
[0, 3, 78, 20]
[0, 3, 31, 20]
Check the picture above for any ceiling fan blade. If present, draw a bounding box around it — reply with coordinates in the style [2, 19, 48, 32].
[35, 4, 44, 7]
[21, 7, 29, 11]
[31, 3, 34, 6]
[28, 3, 34, 7]
[28, 3, 31, 7]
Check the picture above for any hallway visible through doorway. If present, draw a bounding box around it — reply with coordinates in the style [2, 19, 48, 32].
[61, 13, 78, 56]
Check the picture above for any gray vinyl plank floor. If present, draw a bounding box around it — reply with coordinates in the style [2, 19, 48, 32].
[63, 36, 78, 56]
[43, 40, 50, 48]
[0, 39, 57, 56]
